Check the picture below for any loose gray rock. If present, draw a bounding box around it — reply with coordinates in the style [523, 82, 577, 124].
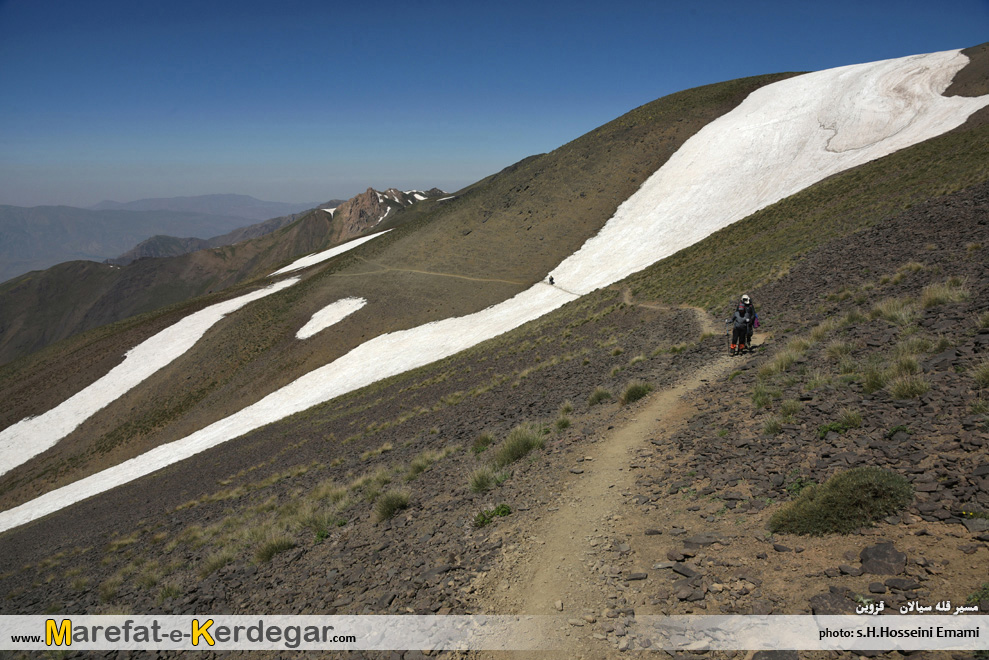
[859, 542, 906, 575]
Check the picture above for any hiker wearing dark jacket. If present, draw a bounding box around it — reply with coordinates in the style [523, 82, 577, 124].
[740, 294, 756, 348]
[730, 299, 751, 356]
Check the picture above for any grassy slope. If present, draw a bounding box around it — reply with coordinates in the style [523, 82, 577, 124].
[0, 73, 792, 507]
[0, 47, 987, 617]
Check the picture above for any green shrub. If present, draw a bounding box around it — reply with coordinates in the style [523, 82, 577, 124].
[786, 475, 815, 497]
[555, 416, 571, 431]
[978, 311, 989, 330]
[587, 387, 612, 406]
[558, 400, 574, 415]
[885, 425, 910, 438]
[768, 467, 913, 535]
[474, 504, 512, 528]
[620, 380, 652, 404]
[374, 490, 410, 522]
[818, 421, 847, 439]
[492, 423, 544, 468]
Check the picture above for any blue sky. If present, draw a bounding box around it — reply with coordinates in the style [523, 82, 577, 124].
[1, 0, 986, 207]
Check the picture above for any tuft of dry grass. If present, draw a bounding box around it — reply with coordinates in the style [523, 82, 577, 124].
[921, 279, 970, 308]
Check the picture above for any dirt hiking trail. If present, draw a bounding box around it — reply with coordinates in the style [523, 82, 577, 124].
[471, 306, 755, 658]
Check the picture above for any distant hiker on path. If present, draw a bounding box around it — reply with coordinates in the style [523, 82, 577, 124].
[548, 275, 554, 285]
[730, 295, 752, 356]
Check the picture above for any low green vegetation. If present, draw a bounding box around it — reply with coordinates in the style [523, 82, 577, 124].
[619, 380, 652, 404]
[469, 468, 495, 494]
[472, 433, 494, 455]
[588, 386, 613, 406]
[973, 358, 989, 389]
[473, 504, 511, 528]
[763, 417, 783, 436]
[920, 278, 970, 308]
[373, 490, 410, 522]
[492, 423, 545, 469]
[888, 375, 930, 399]
[817, 410, 861, 439]
[769, 467, 913, 535]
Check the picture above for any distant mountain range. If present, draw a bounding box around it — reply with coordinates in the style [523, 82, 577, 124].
[89, 194, 320, 222]
[0, 195, 323, 284]
[0, 187, 446, 363]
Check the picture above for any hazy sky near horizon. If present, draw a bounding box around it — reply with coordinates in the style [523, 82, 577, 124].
[1, 0, 987, 207]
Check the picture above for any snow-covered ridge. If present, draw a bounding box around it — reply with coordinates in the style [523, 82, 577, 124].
[0, 277, 299, 478]
[2, 50, 987, 533]
[296, 298, 367, 340]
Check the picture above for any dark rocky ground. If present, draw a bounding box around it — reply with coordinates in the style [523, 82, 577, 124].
[1, 179, 987, 659]
[492, 180, 989, 658]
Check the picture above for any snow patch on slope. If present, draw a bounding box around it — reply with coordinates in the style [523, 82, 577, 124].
[0, 278, 299, 478]
[296, 298, 367, 340]
[3, 50, 987, 533]
[553, 50, 989, 294]
[269, 230, 391, 276]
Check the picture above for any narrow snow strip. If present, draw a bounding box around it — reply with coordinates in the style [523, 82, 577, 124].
[321, 207, 336, 214]
[0, 286, 577, 534]
[413, 193, 426, 201]
[437, 196, 455, 201]
[0, 278, 299, 479]
[377, 207, 392, 225]
[296, 298, 367, 340]
[269, 230, 392, 276]
[3, 50, 987, 533]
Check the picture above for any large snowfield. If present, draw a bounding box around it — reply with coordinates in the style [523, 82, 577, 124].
[2, 50, 988, 533]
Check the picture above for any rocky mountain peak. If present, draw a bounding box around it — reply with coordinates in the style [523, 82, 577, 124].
[329, 186, 439, 242]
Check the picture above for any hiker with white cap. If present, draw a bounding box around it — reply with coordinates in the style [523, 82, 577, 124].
[729, 294, 753, 356]
[740, 294, 758, 350]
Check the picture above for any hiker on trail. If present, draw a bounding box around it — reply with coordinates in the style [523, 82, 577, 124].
[548, 275, 555, 285]
[740, 294, 758, 348]
[730, 296, 752, 356]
